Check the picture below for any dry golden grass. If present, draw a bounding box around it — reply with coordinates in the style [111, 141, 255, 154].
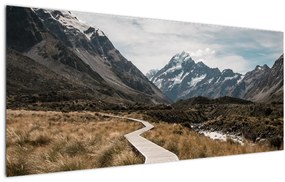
[6, 110, 277, 176]
[143, 122, 275, 160]
[6, 110, 144, 176]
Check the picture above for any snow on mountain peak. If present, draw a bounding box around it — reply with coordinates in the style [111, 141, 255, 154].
[171, 51, 193, 65]
[34, 8, 105, 40]
[196, 61, 206, 67]
[222, 69, 234, 75]
[255, 64, 269, 71]
[180, 50, 189, 57]
[96, 29, 105, 37]
[150, 52, 247, 101]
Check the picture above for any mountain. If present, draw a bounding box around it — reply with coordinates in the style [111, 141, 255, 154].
[146, 69, 159, 80]
[148, 51, 283, 103]
[231, 54, 283, 102]
[148, 51, 243, 101]
[6, 6, 169, 110]
[7, 49, 105, 107]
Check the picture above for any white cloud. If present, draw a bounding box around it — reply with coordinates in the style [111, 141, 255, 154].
[190, 48, 216, 59]
[204, 55, 250, 74]
[72, 11, 283, 74]
[188, 48, 250, 73]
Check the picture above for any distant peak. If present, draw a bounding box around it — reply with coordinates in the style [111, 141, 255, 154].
[255, 64, 269, 71]
[171, 51, 193, 63]
[263, 64, 269, 69]
[180, 50, 188, 56]
[222, 69, 234, 73]
[174, 51, 190, 57]
[197, 61, 206, 66]
[221, 69, 236, 77]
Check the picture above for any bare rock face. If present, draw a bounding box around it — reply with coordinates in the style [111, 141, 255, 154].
[235, 55, 283, 102]
[6, 6, 169, 110]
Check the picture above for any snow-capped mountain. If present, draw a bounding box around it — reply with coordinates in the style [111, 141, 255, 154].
[148, 51, 283, 102]
[6, 6, 169, 109]
[148, 51, 243, 101]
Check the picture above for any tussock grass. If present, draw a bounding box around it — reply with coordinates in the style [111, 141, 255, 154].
[6, 147, 32, 176]
[143, 122, 275, 160]
[6, 110, 144, 176]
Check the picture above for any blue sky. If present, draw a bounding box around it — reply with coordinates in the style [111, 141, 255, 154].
[73, 11, 283, 74]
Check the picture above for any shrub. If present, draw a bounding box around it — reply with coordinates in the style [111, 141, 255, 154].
[64, 141, 86, 157]
[30, 135, 51, 146]
[269, 137, 283, 150]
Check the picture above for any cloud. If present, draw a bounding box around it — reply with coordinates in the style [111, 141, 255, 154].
[72, 11, 283, 74]
[190, 48, 216, 59]
[188, 48, 250, 73]
[204, 55, 251, 74]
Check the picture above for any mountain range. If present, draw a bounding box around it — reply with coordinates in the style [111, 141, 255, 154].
[6, 6, 283, 109]
[147, 51, 283, 103]
[6, 6, 169, 110]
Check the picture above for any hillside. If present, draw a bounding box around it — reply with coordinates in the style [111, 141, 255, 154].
[6, 6, 169, 110]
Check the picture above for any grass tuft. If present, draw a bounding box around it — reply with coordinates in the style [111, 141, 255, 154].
[6, 110, 144, 176]
[64, 141, 86, 157]
[30, 135, 51, 146]
[143, 122, 275, 160]
[6, 148, 32, 176]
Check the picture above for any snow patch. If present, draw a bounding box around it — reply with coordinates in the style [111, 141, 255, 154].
[256, 66, 263, 70]
[171, 72, 183, 86]
[96, 30, 105, 36]
[154, 78, 163, 89]
[188, 74, 206, 87]
[58, 16, 90, 34]
[172, 51, 191, 64]
[165, 64, 182, 73]
[224, 74, 239, 81]
[215, 77, 221, 83]
[180, 89, 192, 97]
[237, 75, 244, 83]
[207, 78, 214, 84]
[181, 72, 189, 80]
[39, 9, 105, 40]
[85, 32, 93, 40]
[166, 72, 184, 89]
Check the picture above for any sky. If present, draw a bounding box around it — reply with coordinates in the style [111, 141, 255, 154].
[73, 11, 283, 74]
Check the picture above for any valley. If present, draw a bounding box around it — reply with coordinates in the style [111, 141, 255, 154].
[5, 5, 283, 176]
[6, 109, 276, 176]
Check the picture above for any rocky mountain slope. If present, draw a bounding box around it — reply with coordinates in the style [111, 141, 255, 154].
[6, 6, 169, 110]
[148, 51, 243, 101]
[231, 54, 283, 102]
[148, 51, 283, 103]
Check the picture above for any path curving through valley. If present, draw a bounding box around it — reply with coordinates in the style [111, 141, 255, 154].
[102, 114, 179, 164]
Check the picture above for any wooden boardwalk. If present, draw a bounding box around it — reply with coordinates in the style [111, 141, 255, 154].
[102, 114, 179, 164]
